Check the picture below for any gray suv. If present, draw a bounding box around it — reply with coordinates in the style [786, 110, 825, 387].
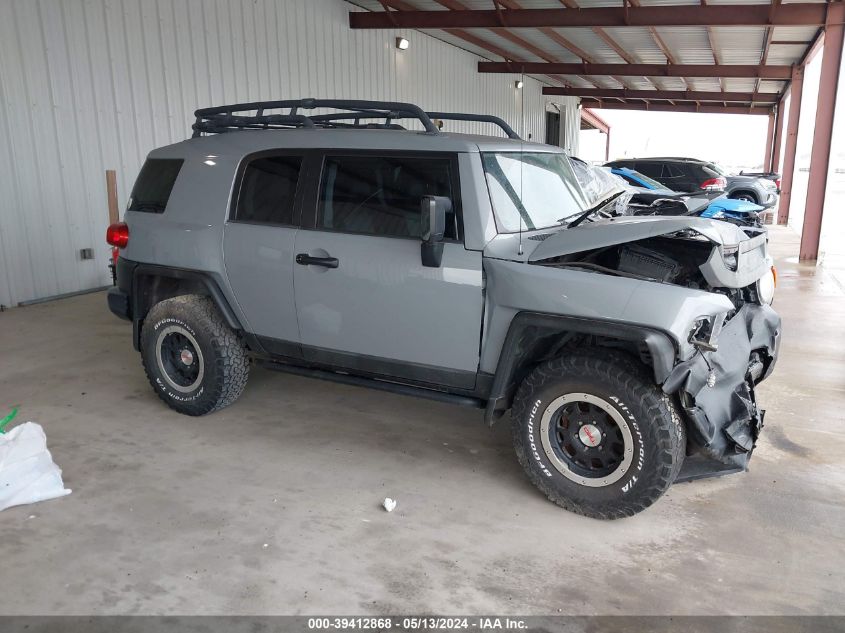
[107, 99, 781, 519]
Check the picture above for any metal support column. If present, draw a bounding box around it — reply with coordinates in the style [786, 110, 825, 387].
[800, 2, 845, 261]
[764, 112, 775, 171]
[771, 96, 786, 172]
[777, 65, 804, 224]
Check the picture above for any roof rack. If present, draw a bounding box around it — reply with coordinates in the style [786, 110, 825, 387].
[426, 112, 520, 139]
[192, 98, 440, 136]
[191, 98, 521, 139]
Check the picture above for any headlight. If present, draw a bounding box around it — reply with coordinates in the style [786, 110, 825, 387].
[757, 266, 776, 305]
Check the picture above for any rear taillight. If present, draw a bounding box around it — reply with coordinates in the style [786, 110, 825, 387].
[775, 178, 781, 190]
[106, 222, 129, 248]
[700, 177, 727, 191]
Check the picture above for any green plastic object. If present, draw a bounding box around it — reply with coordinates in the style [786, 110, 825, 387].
[0, 406, 19, 434]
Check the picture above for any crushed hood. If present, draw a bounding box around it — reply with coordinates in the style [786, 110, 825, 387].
[527, 215, 749, 262]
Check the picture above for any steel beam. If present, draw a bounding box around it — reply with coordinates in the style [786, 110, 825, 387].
[777, 66, 805, 225]
[543, 87, 779, 103]
[480, 62, 792, 79]
[771, 95, 786, 172]
[577, 100, 773, 115]
[800, 3, 845, 261]
[349, 4, 828, 29]
[764, 112, 775, 172]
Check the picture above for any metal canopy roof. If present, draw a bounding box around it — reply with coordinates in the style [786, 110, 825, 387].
[349, 0, 832, 113]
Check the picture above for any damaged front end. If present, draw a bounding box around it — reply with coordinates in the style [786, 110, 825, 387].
[528, 216, 781, 472]
[663, 303, 780, 470]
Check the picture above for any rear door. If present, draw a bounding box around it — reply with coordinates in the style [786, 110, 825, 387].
[222, 151, 305, 356]
[292, 152, 484, 389]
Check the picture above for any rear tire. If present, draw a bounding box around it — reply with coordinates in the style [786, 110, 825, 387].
[140, 295, 249, 416]
[511, 351, 685, 519]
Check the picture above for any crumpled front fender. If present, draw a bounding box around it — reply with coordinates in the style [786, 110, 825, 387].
[662, 303, 781, 467]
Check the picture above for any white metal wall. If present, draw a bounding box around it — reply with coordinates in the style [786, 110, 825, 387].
[0, 0, 575, 306]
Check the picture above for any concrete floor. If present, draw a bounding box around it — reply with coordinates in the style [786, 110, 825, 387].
[0, 226, 843, 616]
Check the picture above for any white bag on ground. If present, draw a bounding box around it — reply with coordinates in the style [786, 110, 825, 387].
[0, 422, 71, 512]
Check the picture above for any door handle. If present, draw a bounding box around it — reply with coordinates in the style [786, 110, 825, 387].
[296, 253, 339, 268]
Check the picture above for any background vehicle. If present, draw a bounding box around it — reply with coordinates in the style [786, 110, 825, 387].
[606, 157, 779, 208]
[106, 99, 780, 520]
[611, 166, 765, 226]
[605, 157, 728, 193]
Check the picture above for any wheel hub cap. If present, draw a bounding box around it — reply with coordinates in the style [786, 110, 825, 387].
[180, 349, 195, 366]
[578, 423, 602, 447]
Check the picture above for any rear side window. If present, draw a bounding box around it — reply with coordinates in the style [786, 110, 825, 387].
[234, 156, 303, 225]
[318, 155, 457, 239]
[128, 159, 183, 213]
[636, 162, 664, 179]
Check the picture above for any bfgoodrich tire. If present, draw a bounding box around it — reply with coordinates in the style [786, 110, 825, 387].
[511, 351, 685, 519]
[140, 295, 249, 416]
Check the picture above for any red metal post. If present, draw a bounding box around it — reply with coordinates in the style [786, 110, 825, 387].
[777, 66, 805, 224]
[800, 3, 845, 261]
[771, 95, 786, 172]
[764, 112, 775, 172]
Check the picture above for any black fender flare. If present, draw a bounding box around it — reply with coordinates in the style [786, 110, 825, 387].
[484, 312, 677, 425]
[122, 260, 243, 350]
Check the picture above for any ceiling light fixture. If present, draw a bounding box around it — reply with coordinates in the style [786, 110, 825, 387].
[515, 80, 524, 89]
[396, 37, 410, 50]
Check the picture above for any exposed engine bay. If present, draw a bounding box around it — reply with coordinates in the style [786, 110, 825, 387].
[535, 228, 770, 310]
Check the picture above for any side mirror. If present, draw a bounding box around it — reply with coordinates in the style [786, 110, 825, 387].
[420, 195, 450, 268]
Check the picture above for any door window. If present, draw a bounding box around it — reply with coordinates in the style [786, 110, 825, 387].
[233, 155, 303, 225]
[318, 155, 458, 239]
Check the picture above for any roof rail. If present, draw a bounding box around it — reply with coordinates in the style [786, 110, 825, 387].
[192, 98, 440, 136]
[426, 112, 521, 139]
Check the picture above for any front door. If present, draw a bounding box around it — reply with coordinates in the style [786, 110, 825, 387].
[292, 152, 484, 389]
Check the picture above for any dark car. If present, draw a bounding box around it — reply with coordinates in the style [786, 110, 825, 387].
[606, 157, 778, 209]
[605, 157, 727, 193]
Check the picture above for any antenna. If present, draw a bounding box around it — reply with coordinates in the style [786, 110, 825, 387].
[518, 72, 525, 257]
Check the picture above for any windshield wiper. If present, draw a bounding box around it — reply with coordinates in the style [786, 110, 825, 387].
[563, 191, 624, 228]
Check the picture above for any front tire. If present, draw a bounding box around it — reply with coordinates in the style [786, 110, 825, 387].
[140, 295, 250, 416]
[511, 351, 685, 519]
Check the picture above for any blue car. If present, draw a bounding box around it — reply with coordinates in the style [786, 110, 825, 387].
[611, 167, 765, 225]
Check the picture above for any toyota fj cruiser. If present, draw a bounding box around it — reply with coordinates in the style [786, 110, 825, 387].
[107, 99, 781, 519]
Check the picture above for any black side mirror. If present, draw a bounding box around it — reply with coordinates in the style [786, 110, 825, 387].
[420, 195, 450, 268]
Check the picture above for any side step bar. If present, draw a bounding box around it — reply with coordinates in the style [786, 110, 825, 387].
[261, 360, 486, 409]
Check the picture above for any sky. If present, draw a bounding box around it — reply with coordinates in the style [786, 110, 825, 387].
[578, 109, 771, 173]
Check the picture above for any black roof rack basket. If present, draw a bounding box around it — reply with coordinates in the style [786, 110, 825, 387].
[191, 98, 521, 140]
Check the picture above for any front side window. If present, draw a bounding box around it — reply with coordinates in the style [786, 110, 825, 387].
[319, 155, 457, 239]
[481, 152, 588, 233]
[128, 159, 183, 213]
[234, 155, 303, 225]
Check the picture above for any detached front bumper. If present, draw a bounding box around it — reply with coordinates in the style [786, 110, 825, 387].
[663, 303, 781, 469]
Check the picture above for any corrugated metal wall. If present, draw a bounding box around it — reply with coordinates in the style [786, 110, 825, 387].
[0, 0, 576, 306]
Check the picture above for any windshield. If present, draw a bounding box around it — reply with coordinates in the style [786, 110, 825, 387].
[482, 152, 607, 233]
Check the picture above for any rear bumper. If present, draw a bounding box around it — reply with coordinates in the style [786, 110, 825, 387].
[760, 191, 778, 208]
[106, 257, 136, 321]
[107, 287, 131, 321]
[663, 303, 781, 468]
